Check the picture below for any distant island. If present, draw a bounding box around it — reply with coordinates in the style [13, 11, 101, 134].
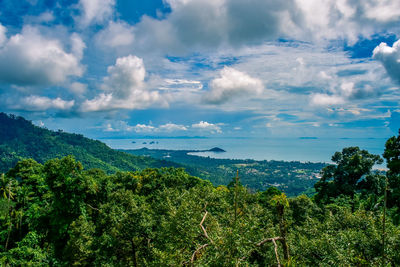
[207, 147, 226, 152]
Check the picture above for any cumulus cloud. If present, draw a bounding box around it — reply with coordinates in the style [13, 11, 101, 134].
[96, 21, 135, 48]
[81, 55, 163, 112]
[363, 1, 400, 22]
[373, 40, 400, 84]
[192, 121, 222, 133]
[133, 0, 300, 54]
[158, 123, 188, 132]
[0, 26, 85, 86]
[310, 81, 378, 106]
[132, 124, 156, 133]
[129, 0, 400, 55]
[12, 95, 75, 111]
[78, 0, 115, 26]
[294, 0, 400, 43]
[130, 123, 187, 133]
[203, 67, 263, 104]
[101, 121, 188, 133]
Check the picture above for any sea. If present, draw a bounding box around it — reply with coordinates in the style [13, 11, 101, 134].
[100, 137, 388, 166]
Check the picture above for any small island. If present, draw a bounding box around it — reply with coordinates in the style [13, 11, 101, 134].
[208, 147, 226, 153]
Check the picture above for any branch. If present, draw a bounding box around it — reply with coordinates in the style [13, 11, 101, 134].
[239, 237, 284, 266]
[190, 243, 209, 264]
[256, 237, 283, 247]
[271, 238, 281, 267]
[187, 210, 213, 265]
[86, 203, 100, 211]
[200, 211, 214, 244]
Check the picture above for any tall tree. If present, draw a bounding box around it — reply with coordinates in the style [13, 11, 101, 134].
[383, 131, 400, 209]
[314, 147, 382, 204]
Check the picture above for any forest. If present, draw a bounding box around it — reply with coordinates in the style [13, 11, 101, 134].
[1, 113, 400, 265]
[0, 113, 179, 173]
[0, 137, 400, 265]
[0, 113, 325, 196]
[123, 148, 326, 196]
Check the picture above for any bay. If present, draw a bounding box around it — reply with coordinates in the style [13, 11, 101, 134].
[100, 137, 387, 164]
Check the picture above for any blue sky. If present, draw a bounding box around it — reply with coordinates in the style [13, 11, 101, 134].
[0, 0, 400, 139]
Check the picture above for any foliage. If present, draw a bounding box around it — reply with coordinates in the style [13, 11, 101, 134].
[0, 155, 399, 266]
[1, 113, 400, 265]
[0, 113, 178, 174]
[123, 148, 326, 196]
[314, 146, 382, 204]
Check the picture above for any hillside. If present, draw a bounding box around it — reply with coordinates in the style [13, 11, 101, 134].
[0, 113, 178, 173]
[123, 148, 326, 196]
[1, 155, 399, 265]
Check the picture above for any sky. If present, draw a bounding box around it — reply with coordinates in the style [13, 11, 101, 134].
[1, 0, 400, 139]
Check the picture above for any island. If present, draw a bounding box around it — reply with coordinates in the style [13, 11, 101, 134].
[208, 147, 226, 152]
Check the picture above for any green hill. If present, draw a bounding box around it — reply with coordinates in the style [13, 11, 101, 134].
[0, 113, 178, 173]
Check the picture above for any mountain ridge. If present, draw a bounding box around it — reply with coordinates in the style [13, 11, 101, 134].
[0, 113, 179, 173]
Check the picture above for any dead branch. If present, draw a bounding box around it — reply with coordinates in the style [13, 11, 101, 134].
[86, 203, 100, 211]
[200, 211, 214, 244]
[187, 210, 213, 265]
[238, 237, 284, 266]
[257, 237, 283, 267]
[190, 243, 209, 264]
[271, 238, 281, 267]
[256, 237, 283, 247]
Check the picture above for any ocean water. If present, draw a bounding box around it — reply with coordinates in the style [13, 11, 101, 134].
[100, 137, 388, 164]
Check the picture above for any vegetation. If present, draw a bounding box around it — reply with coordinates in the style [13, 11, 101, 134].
[0, 113, 179, 173]
[123, 148, 326, 196]
[1, 112, 400, 265]
[0, 138, 400, 265]
[0, 113, 325, 195]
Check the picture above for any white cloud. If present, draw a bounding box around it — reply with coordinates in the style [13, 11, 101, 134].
[102, 55, 145, 98]
[133, 124, 155, 133]
[96, 21, 135, 48]
[203, 67, 263, 104]
[373, 40, 400, 84]
[311, 93, 345, 106]
[78, 0, 115, 26]
[101, 121, 188, 133]
[0, 26, 84, 86]
[69, 82, 87, 95]
[23, 11, 55, 25]
[129, 0, 400, 55]
[161, 79, 203, 92]
[192, 121, 222, 133]
[81, 55, 163, 112]
[0, 24, 7, 46]
[364, 1, 400, 22]
[70, 33, 85, 60]
[158, 123, 188, 132]
[133, 0, 299, 54]
[294, 0, 400, 44]
[103, 123, 119, 132]
[14, 95, 75, 111]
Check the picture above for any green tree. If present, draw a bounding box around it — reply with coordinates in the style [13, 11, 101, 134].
[383, 131, 400, 210]
[314, 147, 382, 204]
